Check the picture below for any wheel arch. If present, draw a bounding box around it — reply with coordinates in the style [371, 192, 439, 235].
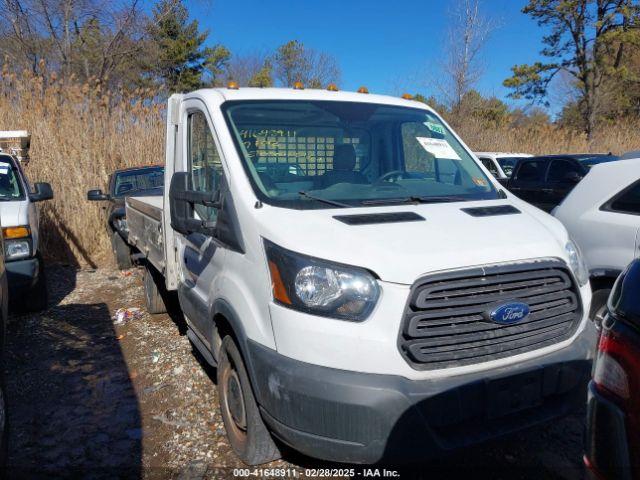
[211, 299, 264, 404]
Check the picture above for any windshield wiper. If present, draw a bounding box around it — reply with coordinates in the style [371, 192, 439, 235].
[361, 195, 469, 206]
[298, 191, 350, 208]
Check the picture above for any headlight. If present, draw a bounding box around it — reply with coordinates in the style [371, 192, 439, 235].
[3, 225, 32, 261]
[114, 217, 128, 233]
[565, 239, 589, 286]
[264, 240, 379, 321]
[5, 239, 31, 260]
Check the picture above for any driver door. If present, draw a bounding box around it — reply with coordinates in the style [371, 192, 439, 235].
[175, 104, 227, 346]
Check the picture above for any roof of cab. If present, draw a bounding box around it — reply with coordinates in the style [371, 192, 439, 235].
[183, 87, 436, 112]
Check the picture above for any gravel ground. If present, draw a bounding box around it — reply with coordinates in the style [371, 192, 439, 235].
[4, 266, 589, 479]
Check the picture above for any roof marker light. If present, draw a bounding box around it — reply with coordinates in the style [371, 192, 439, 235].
[293, 81, 304, 90]
[327, 83, 339, 92]
[357, 86, 369, 94]
[401, 93, 413, 100]
[226, 81, 239, 90]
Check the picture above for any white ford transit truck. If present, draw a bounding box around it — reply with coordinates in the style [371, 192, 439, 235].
[126, 86, 597, 465]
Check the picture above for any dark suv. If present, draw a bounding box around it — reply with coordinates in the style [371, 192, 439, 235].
[585, 260, 640, 479]
[507, 154, 619, 211]
[87, 165, 164, 269]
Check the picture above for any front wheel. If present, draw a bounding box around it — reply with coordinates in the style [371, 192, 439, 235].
[217, 336, 280, 465]
[14, 255, 48, 313]
[111, 231, 132, 270]
[144, 264, 166, 314]
[0, 373, 7, 467]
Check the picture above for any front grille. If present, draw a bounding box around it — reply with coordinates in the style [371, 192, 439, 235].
[399, 260, 583, 370]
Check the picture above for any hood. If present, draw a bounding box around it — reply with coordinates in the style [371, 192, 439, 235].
[0, 200, 27, 228]
[257, 199, 570, 285]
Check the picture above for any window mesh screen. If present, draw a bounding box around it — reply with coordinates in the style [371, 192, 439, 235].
[240, 129, 363, 176]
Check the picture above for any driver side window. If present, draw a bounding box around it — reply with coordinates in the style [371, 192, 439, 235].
[188, 111, 223, 223]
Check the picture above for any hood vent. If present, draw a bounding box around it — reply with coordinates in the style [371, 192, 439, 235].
[333, 212, 425, 225]
[461, 205, 521, 217]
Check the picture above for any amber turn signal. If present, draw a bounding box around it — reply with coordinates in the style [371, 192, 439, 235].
[3, 226, 30, 239]
[268, 260, 292, 305]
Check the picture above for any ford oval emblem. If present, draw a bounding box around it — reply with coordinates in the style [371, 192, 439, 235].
[490, 302, 530, 325]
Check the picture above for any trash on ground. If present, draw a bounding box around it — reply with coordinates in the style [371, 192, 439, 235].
[112, 307, 142, 325]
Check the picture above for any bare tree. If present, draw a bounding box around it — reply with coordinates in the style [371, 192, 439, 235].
[224, 51, 273, 87]
[441, 0, 496, 110]
[0, 0, 146, 88]
[272, 40, 340, 88]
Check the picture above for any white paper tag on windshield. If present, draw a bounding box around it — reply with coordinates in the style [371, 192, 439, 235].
[0, 162, 10, 175]
[416, 137, 461, 160]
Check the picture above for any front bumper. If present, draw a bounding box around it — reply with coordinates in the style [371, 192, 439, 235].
[6, 257, 39, 293]
[248, 327, 596, 464]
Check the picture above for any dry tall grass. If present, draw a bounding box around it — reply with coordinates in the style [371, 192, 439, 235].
[455, 117, 640, 155]
[0, 66, 164, 266]
[0, 67, 637, 266]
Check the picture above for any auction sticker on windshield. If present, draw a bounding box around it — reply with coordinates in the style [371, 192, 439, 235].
[425, 121, 446, 136]
[0, 162, 10, 175]
[416, 137, 461, 160]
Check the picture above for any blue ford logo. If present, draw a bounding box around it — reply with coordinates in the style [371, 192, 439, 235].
[489, 302, 530, 325]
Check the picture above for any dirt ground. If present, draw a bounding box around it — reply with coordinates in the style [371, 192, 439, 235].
[4, 266, 589, 479]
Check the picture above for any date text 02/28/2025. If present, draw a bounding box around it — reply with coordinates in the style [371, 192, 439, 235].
[232, 468, 401, 478]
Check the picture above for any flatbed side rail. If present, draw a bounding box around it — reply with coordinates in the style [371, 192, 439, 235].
[126, 197, 165, 273]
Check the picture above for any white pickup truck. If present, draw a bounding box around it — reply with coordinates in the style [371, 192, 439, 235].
[126, 87, 597, 465]
[0, 149, 53, 311]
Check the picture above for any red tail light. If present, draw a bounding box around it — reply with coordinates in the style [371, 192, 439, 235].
[594, 325, 640, 473]
[594, 331, 634, 401]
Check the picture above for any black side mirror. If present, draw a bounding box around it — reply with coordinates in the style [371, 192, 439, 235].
[30, 182, 54, 202]
[87, 189, 110, 201]
[169, 171, 220, 236]
[564, 171, 583, 183]
[608, 259, 640, 325]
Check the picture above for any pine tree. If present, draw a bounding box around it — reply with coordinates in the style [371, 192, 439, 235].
[147, 0, 227, 92]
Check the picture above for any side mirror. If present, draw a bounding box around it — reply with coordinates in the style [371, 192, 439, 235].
[608, 259, 640, 325]
[87, 188, 110, 201]
[564, 171, 583, 183]
[169, 171, 220, 236]
[30, 182, 54, 202]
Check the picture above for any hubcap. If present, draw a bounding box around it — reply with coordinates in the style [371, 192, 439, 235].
[225, 370, 246, 431]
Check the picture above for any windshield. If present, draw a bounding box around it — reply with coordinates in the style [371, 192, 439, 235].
[496, 156, 527, 177]
[223, 100, 498, 209]
[0, 156, 24, 200]
[113, 167, 164, 197]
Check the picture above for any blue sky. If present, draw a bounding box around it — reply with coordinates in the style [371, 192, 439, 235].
[190, 0, 547, 109]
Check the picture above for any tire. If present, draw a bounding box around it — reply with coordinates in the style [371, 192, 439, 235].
[26, 255, 48, 312]
[217, 336, 280, 465]
[111, 231, 132, 270]
[0, 373, 7, 468]
[590, 288, 611, 329]
[144, 264, 166, 314]
[14, 255, 48, 313]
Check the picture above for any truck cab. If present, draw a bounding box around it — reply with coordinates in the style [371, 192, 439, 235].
[87, 165, 164, 269]
[0, 153, 53, 311]
[127, 87, 597, 465]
